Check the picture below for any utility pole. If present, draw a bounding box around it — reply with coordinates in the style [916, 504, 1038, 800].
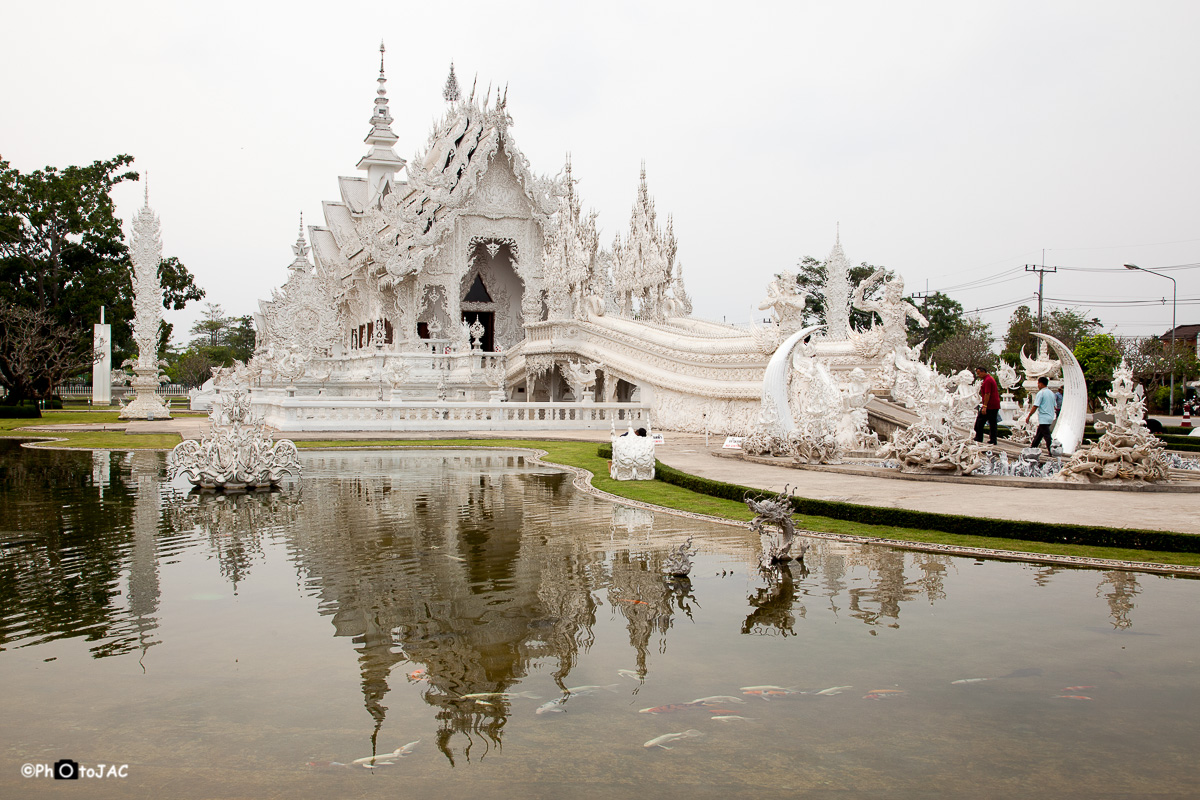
[1024, 262, 1058, 331]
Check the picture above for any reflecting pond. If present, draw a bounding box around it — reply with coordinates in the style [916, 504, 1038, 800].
[1, 442, 1199, 798]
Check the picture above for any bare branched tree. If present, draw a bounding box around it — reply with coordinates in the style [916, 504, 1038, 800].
[0, 302, 94, 403]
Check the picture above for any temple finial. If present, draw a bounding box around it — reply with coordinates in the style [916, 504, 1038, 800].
[290, 212, 311, 270]
[836, 221, 840, 246]
[443, 62, 460, 103]
[357, 42, 405, 204]
[143, 171, 149, 207]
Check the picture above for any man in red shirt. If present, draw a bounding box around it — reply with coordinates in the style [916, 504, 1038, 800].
[973, 365, 1001, 445]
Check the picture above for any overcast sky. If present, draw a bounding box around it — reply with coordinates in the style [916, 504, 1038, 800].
[3, 1, 1198, 347]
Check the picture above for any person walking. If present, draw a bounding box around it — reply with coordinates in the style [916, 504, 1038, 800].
[974, 365, 1001, 445]
[1025, 376, 1056, 456]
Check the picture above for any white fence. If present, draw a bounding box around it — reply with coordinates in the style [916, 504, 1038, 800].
[251, 395, 651, 432]
[56, 381, 192, 399]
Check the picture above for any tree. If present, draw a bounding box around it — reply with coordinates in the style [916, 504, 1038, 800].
[908, 292, 965, 351]
[165, 309, 257, 387]
[0, 303, 94, 406]
[165, 347, 216, 388]
[190, 303, 229, 348]
[1074, 334, 1123, 410]
[794, 256, 891, 330]
[0, 156, 205, 402]
[930, 317, 996, 374]
[1002, 305, 1101, 365]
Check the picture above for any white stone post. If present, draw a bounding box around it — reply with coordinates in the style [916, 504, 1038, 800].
[92, 306, 111, 405]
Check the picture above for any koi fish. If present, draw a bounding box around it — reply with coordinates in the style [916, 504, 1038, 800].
[813, 686, 852, 696]
[1063, 686, 1096, 691]
[536, 699, 567, 715]
[643, 730, 704, 749]
[407, 668, 427, 681]
[460, 691, 541, 700]
[1055, 695, 1093, 700]
[639, 702, 701, 714]
[739, 685, 795, 692]
[566, 684, 620, 695]
[690, 695, 745, 705]
[951, 678, 990, 684]
[617, 669, 643, 680]
[863, 690, 905, 700]
[361, 762, 394, 769]
[618, 598, 649, 605]
[710, 715, 755, 721]
[351, 741, 420, 765]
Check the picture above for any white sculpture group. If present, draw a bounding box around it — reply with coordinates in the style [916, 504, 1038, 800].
[1058, 360, 1169, 482]
[168, 391, 300, 490]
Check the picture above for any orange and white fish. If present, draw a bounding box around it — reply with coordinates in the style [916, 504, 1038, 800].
[1054, 695, 1093, 700]
[690, 695, 745, 705]
[1063, 686, 1096, 691]
[407, 668, 427, 681]
[639, 702, 702, 714]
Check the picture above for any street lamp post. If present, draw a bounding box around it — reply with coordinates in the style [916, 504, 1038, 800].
[1124, 263, 1177, 415]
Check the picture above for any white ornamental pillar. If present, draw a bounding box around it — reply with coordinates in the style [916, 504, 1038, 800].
[119, 183, 172, 420]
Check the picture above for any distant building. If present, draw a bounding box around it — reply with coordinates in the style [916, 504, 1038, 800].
[1158, 325, 1200, 356]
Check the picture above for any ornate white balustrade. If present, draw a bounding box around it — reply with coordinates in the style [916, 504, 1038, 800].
[251, 394, 649, 432]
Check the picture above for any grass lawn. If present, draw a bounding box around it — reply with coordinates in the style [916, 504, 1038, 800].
[4, 417, 1198, 568]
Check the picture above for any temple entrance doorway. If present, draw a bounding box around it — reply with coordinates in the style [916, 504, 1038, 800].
[462, 310, 495, 352]
[463, 238, 522, 351]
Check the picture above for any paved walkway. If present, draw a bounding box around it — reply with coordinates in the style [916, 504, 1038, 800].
[26, 419, 1200, 535]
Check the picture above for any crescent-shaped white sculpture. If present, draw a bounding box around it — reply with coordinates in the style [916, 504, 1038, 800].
[1031, 332, 1086, 455]
[760, 324, 825, 434]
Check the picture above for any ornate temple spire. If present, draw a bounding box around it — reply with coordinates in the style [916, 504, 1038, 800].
[356, 41, 406, 207]
[824, 227, 851, 340]
[289, 212, 312, 271]
[119, 175, 172, 420]
[443, 62, 460, 103]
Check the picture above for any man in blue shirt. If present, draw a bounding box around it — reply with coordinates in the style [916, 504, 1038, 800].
[1025, 376, 1057, 456]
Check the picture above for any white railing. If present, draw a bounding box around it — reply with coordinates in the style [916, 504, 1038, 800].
[56, 381, 192, 398]
[251, 395, 650, 432]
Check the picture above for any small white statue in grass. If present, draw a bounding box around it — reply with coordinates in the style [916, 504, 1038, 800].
[610, 419, 656, 480]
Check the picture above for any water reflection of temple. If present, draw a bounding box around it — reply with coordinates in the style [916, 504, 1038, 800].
[283, 452, 614, 762]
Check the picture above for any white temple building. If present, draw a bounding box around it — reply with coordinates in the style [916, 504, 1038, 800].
[237, 49, 785, 433]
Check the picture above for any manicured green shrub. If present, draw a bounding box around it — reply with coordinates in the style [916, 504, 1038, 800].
[0, 405, 41, 418]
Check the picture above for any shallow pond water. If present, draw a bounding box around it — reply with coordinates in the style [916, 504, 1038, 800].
[1, 442, 1198, 798]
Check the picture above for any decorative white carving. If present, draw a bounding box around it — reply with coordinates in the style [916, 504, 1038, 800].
[758, 275, 808, 333]
[850, 269, 928, 368]
[1058, 360, 1169, 482]
[611, 165, 683, 322]
[610, 421, 656, 480]
[167, 391, 300, 490]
